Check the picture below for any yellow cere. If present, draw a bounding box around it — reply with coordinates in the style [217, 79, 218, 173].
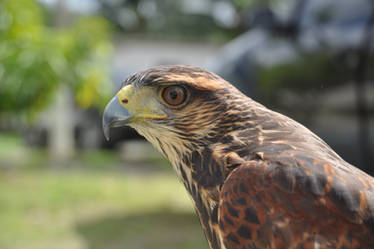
[117, 85, 134, 108]
[116, 84, 168, 122]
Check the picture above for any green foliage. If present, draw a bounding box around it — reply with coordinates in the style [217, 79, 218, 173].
[231, 0, 257, 11]
[99, 0, 243, 42]
[0, 0, 113, 116]
[231, 0, 288, 11]
[258, 51, 352, 102]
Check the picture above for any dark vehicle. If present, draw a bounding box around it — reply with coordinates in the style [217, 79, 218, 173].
[211, 0, 374, 172]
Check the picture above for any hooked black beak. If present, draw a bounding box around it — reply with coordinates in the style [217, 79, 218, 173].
[102, 96, 131, 141]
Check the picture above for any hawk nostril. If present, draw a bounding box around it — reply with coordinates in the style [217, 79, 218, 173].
[122, 99, 128, 104]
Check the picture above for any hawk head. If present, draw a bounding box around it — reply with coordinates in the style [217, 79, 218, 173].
[103, 65, 256, 167]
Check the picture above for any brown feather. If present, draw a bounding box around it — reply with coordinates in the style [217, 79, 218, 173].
[118, 65, 374, 249]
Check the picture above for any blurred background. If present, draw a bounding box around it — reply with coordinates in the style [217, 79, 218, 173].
[0, 0, 373, 248]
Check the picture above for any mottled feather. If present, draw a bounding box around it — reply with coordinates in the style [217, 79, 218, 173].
[114, 65, 374, 249]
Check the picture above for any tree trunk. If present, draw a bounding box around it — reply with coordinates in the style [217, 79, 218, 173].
[48, 0, 75, 162]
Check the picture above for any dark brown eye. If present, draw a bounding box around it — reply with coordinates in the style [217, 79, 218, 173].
[161, 86, 187, 107]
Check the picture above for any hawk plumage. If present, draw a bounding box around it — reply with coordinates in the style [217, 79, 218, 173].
[102, 65, 374, 249]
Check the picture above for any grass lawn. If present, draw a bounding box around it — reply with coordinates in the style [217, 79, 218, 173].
[0, 133, 208, 249]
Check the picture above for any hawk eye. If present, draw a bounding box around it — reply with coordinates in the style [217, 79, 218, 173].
[160, 86, 188, 107]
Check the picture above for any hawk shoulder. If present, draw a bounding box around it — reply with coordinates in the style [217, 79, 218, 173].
[217, 150, 374, 249]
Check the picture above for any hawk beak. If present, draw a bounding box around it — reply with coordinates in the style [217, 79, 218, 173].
[102, 96, 132, 141]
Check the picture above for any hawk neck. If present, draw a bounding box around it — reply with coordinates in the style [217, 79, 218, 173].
[178, 146, 227, 249]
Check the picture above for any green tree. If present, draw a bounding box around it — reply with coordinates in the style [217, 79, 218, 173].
[0, 0, 113, 117]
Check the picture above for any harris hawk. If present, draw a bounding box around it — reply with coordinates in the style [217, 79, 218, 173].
[102, 65, 374, 249]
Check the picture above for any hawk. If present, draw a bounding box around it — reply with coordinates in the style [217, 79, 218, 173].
[102, 65, 374, 249]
